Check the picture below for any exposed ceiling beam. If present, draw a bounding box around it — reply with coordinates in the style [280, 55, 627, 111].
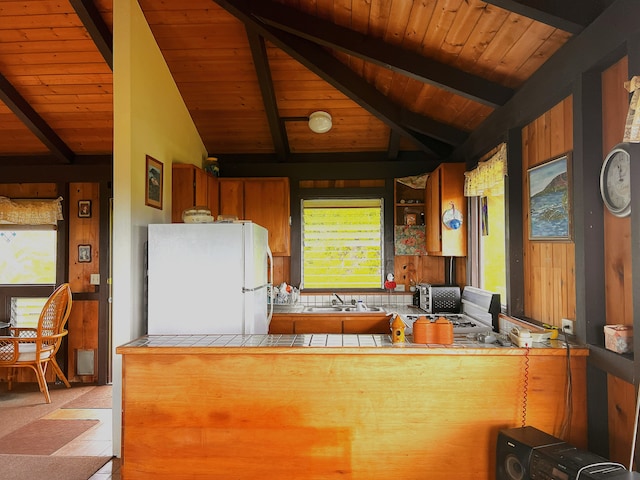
[249, 0, 513, 108]
[245, 28, 289, 161]
[0, 73, 74, 163]
[69, 0, 113, 70]
[387, 131, 401, 160]
[213, 0, 463, 158]
[483, 0, 613, 34]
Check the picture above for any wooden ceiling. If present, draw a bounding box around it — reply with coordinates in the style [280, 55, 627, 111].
[0, 0, 616, 167]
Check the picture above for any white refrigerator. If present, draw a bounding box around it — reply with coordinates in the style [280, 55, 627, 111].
[147, 222, 273, 334]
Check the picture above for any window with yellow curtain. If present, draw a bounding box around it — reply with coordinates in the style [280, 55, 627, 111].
[465, 144, 507, 304]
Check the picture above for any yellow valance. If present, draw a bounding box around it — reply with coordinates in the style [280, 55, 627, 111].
[0, 196, 64, 225]
[464, 143, 507, 197]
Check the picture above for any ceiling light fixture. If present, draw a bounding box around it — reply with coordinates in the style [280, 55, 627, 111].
[308, 111, 332, 133]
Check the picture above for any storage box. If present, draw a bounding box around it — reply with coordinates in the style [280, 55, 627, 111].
[604, 324, 633, 354]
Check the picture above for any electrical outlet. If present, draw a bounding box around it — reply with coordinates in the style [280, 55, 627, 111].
[561, 318, 574, 335]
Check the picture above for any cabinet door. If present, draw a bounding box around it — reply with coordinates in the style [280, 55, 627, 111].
[425, 168, 442, 254]
[244, 178, 290, 256]
[172, 164, 217, 223]
[294, 318, 342, 334]
[193, 168, 209, 207]
[425, 163, 467, 257]
[218, 179, 244, 218]
[343, 316, 390, 334]
[439, 163, 466, 257]
[172, 165, 197, 223]
[207, 175, 219, 218]
[268, 316, 295, 334]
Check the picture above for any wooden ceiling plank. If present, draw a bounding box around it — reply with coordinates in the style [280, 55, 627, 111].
[482, 0, 611, 34]
[69, 0, 113, 70]
[247, 0, 514, 107]
[245, 27, 289, 160]
[0, 72, 74, 163]
[212, 0, 463, 156]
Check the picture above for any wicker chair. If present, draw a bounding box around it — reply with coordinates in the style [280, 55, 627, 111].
[0, 283, 73, 403]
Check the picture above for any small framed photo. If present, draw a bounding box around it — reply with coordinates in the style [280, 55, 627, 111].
[145, 155, 163, 210]
[78, 200, 92, 218]
[78, 244, 92, 263]
[404, 213, 417, 225]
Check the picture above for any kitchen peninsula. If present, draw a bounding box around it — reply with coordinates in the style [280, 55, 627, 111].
[117, 333, 588, 480]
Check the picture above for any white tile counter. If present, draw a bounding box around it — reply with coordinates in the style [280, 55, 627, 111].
[118, 333, 583, 354]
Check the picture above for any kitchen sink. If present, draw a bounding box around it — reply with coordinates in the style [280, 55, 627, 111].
[302, 306, 386, 313]
[303, 306, 345, 313]
[342, 306, 385, 312]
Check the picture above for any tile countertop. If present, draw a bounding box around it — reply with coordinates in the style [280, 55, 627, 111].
[117, 333, 587, 357]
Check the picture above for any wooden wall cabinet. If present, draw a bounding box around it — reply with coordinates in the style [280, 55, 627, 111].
[425, 163, 467, 257]
[269, 314, 390, 334]
[171, 164, 219, 223]
[219, 177, 291, 256]
[394, 179, 425, 226]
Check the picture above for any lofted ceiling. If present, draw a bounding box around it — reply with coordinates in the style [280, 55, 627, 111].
[0, 0, 616, 167]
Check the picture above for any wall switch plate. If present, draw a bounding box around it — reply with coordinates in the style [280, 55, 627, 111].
[561, 318, 574, 335]
[90, 273, 100, 285]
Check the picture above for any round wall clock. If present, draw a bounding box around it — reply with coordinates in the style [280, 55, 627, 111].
[600, 143, 631, 217]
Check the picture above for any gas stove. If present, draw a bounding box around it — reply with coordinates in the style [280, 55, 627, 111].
[404, 312, 493, 334]
[404, 286, 500, 335]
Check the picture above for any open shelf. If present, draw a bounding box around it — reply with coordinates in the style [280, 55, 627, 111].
[588, 344, 634, 384]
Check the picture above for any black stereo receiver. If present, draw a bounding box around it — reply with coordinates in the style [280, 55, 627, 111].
[530, 443, 624, 479]
[497, 426, 630, 480]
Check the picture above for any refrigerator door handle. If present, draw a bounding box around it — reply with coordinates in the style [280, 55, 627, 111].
[267, 244, 274, 323]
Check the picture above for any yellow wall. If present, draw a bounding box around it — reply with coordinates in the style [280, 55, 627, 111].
[111, 0, 207, 456]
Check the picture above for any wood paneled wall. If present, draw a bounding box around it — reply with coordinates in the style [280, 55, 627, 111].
[0, 182, 101, 384]
[67, 182, 101, 383]
[601, 56, 636, 466]
[68, 183, 101, 293]
[521, 98, 576, 327]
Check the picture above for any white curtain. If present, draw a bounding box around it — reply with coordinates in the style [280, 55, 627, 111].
[624, 75, 640, 142]
[464, 143, 507, 197]
[0, 196, 63, 225]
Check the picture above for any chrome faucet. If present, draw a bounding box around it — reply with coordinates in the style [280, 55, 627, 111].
[332, 293, 345, 305]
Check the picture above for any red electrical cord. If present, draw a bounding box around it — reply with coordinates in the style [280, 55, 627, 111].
[522, 346, 530, 428]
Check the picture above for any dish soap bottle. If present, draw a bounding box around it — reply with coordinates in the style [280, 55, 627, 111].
[391, 314, 405, 344]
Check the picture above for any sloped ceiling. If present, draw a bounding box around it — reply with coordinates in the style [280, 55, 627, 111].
[0, 0, 616, 167]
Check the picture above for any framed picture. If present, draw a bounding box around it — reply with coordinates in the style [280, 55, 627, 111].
[145, 155, 163, 209]
[78, 200, 91, 218]
[527, 153, 572, 240]
[78, 244, 92, 263]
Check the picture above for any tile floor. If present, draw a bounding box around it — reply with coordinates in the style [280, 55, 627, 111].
[42, 403, 119, 479]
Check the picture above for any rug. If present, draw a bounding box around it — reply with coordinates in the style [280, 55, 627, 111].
[0, 419, 99, 455]
[0, 454, 111, 480]
[62, 385, 112, 409]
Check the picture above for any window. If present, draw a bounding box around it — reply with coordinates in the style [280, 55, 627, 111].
[301, 198, 384, 289]
[477, 194, 506, 301]
[465, 144, 507, 305]
[0, 228, 57, 284]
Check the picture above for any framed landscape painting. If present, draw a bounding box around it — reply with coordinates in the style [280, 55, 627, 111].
[527, 153, 572, 240]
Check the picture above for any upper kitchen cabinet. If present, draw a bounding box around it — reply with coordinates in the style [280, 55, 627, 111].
[425, 163, 467, 257]
[394, 177, 427, 256]
[172, 164, 219, 223]
[219, 177, 291, 256]
[394, 178, 425, 226]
